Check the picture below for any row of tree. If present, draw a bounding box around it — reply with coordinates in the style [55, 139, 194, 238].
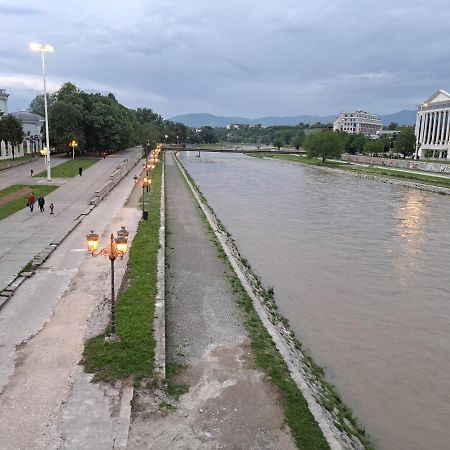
[301, 128, 417, 162]
[0, 114, 24, 160]
[28, 82, 189, 154]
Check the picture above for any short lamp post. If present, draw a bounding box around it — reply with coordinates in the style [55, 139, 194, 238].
[134, 175, 151, 219]
[86, 226, 129, 342]
[69, 139, 78, 159]
[40, 146, 49, 170]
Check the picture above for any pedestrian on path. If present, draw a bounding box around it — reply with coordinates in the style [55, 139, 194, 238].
[27, 192, 36, 212]
[38, 196, 45, 212]
[49, 203, 54, 214]
[78, 166, 83, 176]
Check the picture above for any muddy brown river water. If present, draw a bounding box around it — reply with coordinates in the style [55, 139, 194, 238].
[179, 151, 450, 450]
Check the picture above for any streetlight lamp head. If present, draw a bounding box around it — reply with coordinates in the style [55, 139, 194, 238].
[40, 147, 49, 156]
[30, 42, 54, 52]
[117, 225, 129, 239]
[86, 230, 100, 254]
[114, 235, 128, 257]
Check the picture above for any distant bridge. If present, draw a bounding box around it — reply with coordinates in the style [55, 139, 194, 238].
[162, 144, 305, 154]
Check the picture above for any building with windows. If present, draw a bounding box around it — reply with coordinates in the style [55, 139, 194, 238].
[415, 89, 450, 159]
[333, 110, 382, 137]
[0, 89, 9, 114]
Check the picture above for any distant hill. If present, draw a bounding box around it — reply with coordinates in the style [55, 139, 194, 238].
[170, 110, 416, 128]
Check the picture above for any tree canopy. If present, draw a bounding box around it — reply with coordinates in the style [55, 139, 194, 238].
[0, 114, 24, 160]
[303, 130, 343, 162]
[29, 82, 188, 154]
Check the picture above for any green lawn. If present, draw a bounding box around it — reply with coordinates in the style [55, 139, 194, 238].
[36, 157, 100, 178]
[0, 184, 59, 220]
[82, 159, 162, 384]
[0, 155, 36, 168]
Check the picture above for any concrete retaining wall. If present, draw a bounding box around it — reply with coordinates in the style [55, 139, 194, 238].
[342, 154, 450, 174]
[89, 149, 144, 207]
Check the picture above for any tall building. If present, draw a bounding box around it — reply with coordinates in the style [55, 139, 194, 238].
[415, 89, 450, 159]
[333, 110, 382, 137]
[0, 89, 9, 114]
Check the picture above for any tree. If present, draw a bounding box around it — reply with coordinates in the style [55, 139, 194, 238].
[303, 130, 343, 162]
[363, 139, 383, 155]
[394, 128, 415, 156]
[273, 137, 284, 149]
[292, 130, 305, 150]
[28, 94, 54, 117]
[0, 115, 24, 160]
[199, 126, 217, 144]
[344, 133, 367, 154]
[387, 122, 399, 130]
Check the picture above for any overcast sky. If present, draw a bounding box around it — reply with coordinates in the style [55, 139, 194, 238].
[1, 0, 449, 119]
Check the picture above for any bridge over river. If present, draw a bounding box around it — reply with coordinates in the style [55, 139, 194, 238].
[162, 144, 306, 154]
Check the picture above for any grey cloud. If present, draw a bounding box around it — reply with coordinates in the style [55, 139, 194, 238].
[0, 4, 42, 16]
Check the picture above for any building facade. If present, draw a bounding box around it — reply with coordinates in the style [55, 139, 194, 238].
[0, 89, 9, 114]
[333, 110, 382, 137]
[415, 89, 450, 159]
[0, 90, 44, 160]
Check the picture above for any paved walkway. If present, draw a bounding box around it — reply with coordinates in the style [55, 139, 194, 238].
[0, 158, 143, 449]
[127, 154, 295, 449]
[0, 149, 140, 292]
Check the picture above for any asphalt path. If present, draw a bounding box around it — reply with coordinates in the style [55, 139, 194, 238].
[0, 149, 140, 292]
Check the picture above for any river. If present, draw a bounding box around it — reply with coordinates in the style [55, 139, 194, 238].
[179, 151, 450, 450]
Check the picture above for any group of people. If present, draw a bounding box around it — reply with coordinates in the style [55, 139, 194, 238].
[27, 192, 54, 214]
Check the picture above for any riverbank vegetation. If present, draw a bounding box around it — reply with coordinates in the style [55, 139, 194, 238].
[0, 184, 58, 220]
[82, 159, 162, 384]
[266, 154, 450, 189]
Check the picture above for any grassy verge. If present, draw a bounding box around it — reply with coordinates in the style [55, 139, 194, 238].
[345, 166, 450, 188]
[173, 155, 371, 449]
[36, 157, 99, 177]
[262, 153, 450, 189]
[0, 154, 36, 168]
[0, 184, 59, 220]
[82, 160, 162, 384]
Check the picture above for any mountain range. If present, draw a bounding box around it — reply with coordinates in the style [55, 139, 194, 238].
[170, 110, 416, 128]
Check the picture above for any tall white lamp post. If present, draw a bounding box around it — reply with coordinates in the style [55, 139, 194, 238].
[30, 42, 54, 181]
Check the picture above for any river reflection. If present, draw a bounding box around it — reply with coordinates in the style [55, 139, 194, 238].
[179, 152, 450, 450]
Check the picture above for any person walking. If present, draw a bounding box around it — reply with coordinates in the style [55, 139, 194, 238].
[78, 166, 83, 176]
[49, 203, 54, 214]
[38, 196, 45, 212]
[27, 192, 36, 212]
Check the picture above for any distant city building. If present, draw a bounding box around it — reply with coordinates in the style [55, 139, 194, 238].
[10, 111, 44, 139]
[415, 89, 450, 159]
[333, 110, 382, 137]
[0, 88, 9, 114]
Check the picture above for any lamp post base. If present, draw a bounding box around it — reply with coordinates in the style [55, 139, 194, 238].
[105, 334, 121, 343]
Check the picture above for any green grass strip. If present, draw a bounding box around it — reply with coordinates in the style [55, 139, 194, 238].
[82, 160, 162, 384]
[175, 156, 335, 450]
[346, 166, 450, 188]
[0, 154, 36, 167]
[0, 184, 59, 220]
[36, 157, 99, 178]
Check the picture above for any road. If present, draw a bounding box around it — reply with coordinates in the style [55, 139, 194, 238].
[0, 149, 140, 292]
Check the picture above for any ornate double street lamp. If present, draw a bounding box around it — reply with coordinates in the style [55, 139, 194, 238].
[86, 226, 129, 342]
[30, 42, 53, 181]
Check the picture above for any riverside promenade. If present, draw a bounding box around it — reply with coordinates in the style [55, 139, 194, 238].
[0, 149, 141, 294]
[127, 154, 296, 449]
[0, 148, 143, 449]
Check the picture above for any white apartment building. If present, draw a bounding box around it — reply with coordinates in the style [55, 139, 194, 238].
[333, 110, 382, 137]
[415, 89, 450, 159]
